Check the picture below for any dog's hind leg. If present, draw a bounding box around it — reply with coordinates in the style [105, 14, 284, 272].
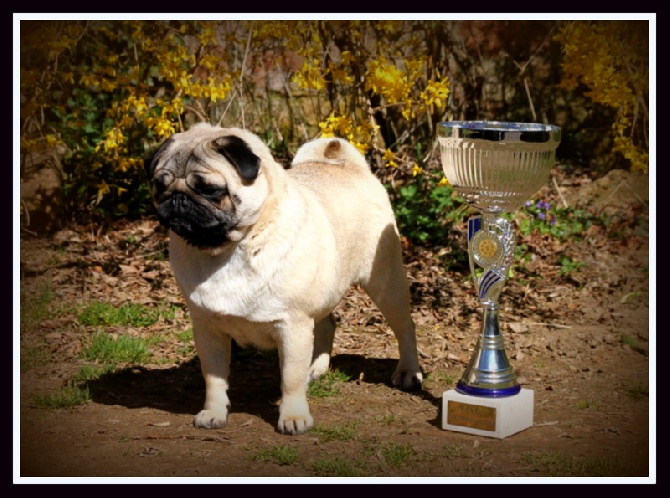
[362, 228, 423, 391]
[309, 313, 337, 381]
[365, 278, 423, 390]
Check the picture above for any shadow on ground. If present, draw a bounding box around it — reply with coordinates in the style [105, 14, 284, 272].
[83, 346, 441, 430]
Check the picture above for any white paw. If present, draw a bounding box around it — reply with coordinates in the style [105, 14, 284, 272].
[309, 354, 331, 382]
[194, 408, 229, 429]
[277, 397, 313, 435]
[392, 365, 423, 391]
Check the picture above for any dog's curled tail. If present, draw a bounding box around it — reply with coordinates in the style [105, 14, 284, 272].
[291, 137, 371, 171]
[323, 139, 345, 159]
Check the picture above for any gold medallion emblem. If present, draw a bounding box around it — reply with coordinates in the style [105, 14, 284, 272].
[471, 231, 504, 267]
[478, 238, 498, 258]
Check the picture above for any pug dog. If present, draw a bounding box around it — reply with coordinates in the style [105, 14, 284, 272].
[145, 123, 423, 435]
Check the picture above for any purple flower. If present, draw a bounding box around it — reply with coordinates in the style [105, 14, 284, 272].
[525, 200, 532, 207]
[535, 201, 543, 210]
[550, 217, 556, 225]
[537, 212, 546, 220]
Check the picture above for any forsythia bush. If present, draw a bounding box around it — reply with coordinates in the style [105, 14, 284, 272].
[20, 19, 649, 239]
[20, 20, 451, 220]
[250, 20, 452, 176]
[555, 20, 649, 173]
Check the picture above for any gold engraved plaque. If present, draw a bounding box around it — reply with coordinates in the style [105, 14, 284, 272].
[447, 400, 497, 431]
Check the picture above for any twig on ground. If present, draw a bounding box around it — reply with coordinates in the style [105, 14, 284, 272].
[525, 322, 572, 329]
[553, 176, 569, 208]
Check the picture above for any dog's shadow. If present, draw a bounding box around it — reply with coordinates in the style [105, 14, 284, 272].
[84, 345, 441, 430]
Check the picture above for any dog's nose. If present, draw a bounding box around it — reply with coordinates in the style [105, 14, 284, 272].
[171, 192, 189, 212]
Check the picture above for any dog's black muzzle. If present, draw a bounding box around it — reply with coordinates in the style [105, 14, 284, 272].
[157, 193, 235, 249]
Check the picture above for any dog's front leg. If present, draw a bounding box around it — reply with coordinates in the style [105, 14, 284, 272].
[192, 317, 232, 429]
[277, 318, 315, 435]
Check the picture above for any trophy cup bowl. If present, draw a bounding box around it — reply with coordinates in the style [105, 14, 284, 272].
[437, 121, 561, 400]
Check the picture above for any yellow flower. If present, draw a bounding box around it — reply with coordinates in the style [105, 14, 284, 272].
[353, 142, 369, 155]
[340, 51, 354, 65]
[199, 27, 217, 46]
[96, 180, 110, 204]
[382, 148, 397, 168]
[411, 164, 423, 176]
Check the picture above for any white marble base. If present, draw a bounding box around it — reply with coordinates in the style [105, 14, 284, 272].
[441, 388, 534, 439]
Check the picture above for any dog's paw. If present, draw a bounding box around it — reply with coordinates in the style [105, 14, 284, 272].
[392, 366, 424, 392]
[194, 408, 229, 429]
[277, 397, 314, 435]
[278, 414, 314, 435]
[308, 355, 330, 382]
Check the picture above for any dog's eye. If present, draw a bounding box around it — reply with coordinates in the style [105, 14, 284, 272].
[155, 171, 174, 193]
[187, 174, 228, 200]
[197, 183, 228, 201]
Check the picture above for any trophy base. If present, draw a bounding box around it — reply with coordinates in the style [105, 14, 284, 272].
[441, 388, 534, 439]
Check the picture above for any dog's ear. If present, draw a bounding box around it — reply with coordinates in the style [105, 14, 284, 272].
[212, 135, 261, 182]
[145, 137, 175, 178]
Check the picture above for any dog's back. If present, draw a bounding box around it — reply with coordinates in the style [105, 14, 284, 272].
[291, 137, 368, 169]
[288, 137, 402, 287]
[288, 137, 390, 210]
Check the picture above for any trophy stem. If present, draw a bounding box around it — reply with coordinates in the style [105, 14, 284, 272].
[456, 303, 520, 397]
[456, 213, 521, 397]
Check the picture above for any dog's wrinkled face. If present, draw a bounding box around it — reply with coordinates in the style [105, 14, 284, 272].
[145, 125, 268, 251]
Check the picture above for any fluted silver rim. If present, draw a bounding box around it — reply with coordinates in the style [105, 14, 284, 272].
[437, 121, 561, 143]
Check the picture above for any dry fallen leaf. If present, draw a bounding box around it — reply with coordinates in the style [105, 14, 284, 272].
[148, 421, 171, 427]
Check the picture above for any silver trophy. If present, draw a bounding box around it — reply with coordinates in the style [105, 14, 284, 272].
[437, 121, 561, 401]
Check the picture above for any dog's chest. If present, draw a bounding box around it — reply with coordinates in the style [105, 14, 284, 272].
[176, 259, 271, 317]
[174, 262, 284, 349]
[170, 239, 285, 324]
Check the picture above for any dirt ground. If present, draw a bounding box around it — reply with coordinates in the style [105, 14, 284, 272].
[16, 168, 653, 483]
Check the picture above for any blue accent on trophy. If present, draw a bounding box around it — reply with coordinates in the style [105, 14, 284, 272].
[478, 270, 504, 301]
[468, 216, 481, 241]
